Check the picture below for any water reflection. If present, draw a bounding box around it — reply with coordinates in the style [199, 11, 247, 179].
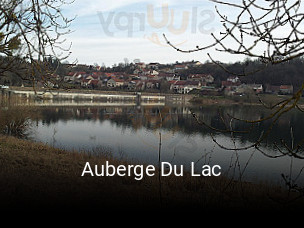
[32, 105, 304, 185]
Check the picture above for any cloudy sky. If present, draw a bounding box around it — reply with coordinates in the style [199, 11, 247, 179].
[59, 0, 256, 66]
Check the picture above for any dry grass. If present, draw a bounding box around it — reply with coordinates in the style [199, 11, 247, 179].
[190, 94, 299, 106]
[0, 135, 303, 211]
[0, 107, 34, 138]
[0, 95, 40, 138]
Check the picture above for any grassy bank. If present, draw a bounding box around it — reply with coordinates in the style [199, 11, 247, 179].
[0, 135, 303, 211]
[189, 96, 238, 105]
[189, 94, 303, 106]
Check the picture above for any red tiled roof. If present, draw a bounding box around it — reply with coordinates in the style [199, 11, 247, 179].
[82, 78, 90, 83]
[189, 74, 212, 78]
[105, 73, 116, 77]
[89, 79, 99, 85]
[187, 81, 200, 86]
[222, 81, 241, 87]
[267, 85, 280, 90]
[174, 81, 187, 85]
[168, 80, 177, 84]
[280, 85, 293, 90]
[92, 72, 102, 76]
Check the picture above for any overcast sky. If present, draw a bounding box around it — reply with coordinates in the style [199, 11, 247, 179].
[60, 0, 269, 66]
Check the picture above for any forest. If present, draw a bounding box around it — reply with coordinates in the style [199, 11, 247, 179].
[179, 57, 304, 90]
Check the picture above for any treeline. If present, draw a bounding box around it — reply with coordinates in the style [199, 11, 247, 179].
[0, 56, 69, 86]
[179, 57, 304, 89]
[2, 56, 304, 89]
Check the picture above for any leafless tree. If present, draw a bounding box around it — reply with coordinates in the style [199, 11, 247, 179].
[0, 0, 74, 90]
[164, 0, 304, 201]
[165, 1, 304, 64]
[165, 0, 304, 150]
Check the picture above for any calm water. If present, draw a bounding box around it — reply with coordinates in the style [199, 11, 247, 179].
[30, 104, 304, 185]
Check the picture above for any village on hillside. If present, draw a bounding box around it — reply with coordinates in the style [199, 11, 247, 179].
[22, 60, 294, 97]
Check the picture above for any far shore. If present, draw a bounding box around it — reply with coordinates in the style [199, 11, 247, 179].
[2, 86, 302, 108]
[8, 86, 177, 96]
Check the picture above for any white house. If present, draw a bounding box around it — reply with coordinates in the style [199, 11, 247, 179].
[107, 78, 125, 88]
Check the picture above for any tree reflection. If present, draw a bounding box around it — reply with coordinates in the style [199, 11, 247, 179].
[36, 105, 304, 151]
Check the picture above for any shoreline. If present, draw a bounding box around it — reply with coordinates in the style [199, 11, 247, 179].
[0, 134, 303, 210]
[4, 86, 299, 107]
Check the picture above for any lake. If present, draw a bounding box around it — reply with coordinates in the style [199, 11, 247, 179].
[29, 103, 304, 185]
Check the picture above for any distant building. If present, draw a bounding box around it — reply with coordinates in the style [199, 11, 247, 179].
[158, 73, 180, 81]
[64, 71, 88, 83]
[265, 84, 281, 94]
[222, 80, 241, 88]
[170, 80, 201, 94]
[200, 86, 222, 96]
[247, 84, 263, 94]
[104, 72, 116, 77]
[236, 84, 263, 94]
[174, 65, 188, 72]
[135, 62, 146, 69]
[139, 75, 148, 81]
[81, 78, 90, 87]
[265, 84, 294, 94]
[0, 85, 9, 89]
[88, 79, 102, 89]
[279, 85, 293, 94]
[190, 61, 202, 67]
[182, 61, 202, 67]
[146, 80, 161, 89]
[222, 79, 242, 95]
[187, 74, 214, 84]
[227, 76, 241, 83]
[127, 80, 145, 91]
[150, 70, 159, 76]
[107, 78, 125, 88]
